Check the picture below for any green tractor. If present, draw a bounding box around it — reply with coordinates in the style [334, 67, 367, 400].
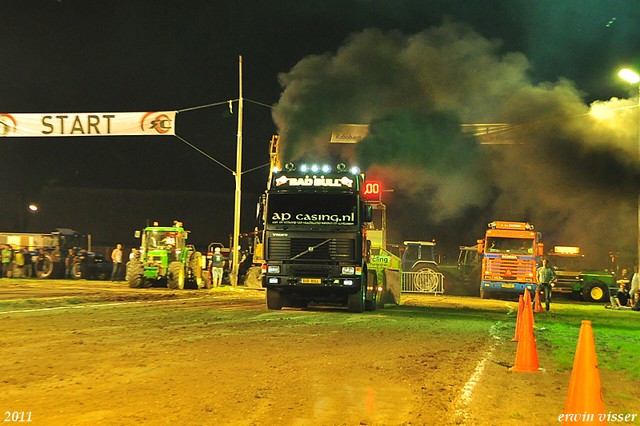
[126, 221, 205, 289]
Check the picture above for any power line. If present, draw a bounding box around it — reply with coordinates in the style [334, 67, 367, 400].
[173, 134, 234, 174]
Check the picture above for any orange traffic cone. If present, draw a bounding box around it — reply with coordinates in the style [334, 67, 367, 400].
[511, 295, 524, 342]
[534, 289, 544, 313]
[510, 289, 540, 372]
[523, 288, 535, 328]
[562, 320, 606, 424]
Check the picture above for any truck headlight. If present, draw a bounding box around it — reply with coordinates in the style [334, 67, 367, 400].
[267, 265, 280, 274]
[341, 266, 355, 275]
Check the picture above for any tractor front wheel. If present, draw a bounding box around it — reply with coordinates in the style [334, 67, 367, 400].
[168, 261, 185, 290]
[126, 260, 144, 288]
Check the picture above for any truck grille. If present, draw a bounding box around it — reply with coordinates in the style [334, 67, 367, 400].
[290, 264, 332, 278]
[267, 237, 355, 261]
[484, 258, 536, 281]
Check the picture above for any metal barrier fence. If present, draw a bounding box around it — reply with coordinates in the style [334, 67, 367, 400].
[401, 269, 444, 294]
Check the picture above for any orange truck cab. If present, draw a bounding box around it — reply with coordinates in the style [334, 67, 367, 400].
[477, 221, 544, 299]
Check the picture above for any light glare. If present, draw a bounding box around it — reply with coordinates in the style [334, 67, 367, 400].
[619, 69, 640, 84]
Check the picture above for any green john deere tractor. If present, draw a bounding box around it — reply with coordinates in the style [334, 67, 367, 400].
[126, 222, 206, 289]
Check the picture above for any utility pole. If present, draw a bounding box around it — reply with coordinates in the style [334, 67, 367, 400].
[232, 55, 243, 288]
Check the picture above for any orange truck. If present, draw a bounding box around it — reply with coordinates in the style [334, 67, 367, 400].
[477, 221, 544, 299]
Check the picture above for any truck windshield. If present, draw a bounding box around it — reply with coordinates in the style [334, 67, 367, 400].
[549, 255, 589, 271]
[486, 237, 534, 255]
[147, 231, 179, 250]
[267, 193, 358, 226]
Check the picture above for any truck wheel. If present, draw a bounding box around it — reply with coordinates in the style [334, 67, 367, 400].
[266, 288, 283, 310]
[189, 252, 204, 289]
[365, 270, 378, 311]
[36, 254, 54, 279]
[348, 285, 365, 313]
[126, 260, 144, 288]
[167, 261, 185, 290]
[480, 289, 491, 299]
[581, 281, 610, 303]
[467, 267, 482, 297]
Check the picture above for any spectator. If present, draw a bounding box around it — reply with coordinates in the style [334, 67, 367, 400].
[77, 249, 88, 279]
[35, 248, 47, 277]
[65, 248, 75, 279]
[1, 245, 13, 278]
[129, 247, 139, 261]
[617, 268, 631, 286]
[612, 282, 632, 308]
[536, 259, 557, 311]
[23, 247, 34, 278]
[210, 247, 224, 288]
[14, 248, 24, 278]
[110, 244, 123, 281]
[632, 287, 640, 311]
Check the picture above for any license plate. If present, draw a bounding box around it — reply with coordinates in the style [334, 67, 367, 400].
[502, 284, 515, 289]
[301, 278, 322, 284]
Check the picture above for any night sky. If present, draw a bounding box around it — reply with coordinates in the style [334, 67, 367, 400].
[2, 0, 640, 262]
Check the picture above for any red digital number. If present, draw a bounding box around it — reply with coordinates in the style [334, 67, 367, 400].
[364, 182, 380, 196]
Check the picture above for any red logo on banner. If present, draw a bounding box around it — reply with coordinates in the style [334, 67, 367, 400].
[141, 112, 173, 134]
[0, 113, 17, 136]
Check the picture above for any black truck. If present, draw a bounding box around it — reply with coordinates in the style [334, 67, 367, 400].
[261, 163, 379, 312]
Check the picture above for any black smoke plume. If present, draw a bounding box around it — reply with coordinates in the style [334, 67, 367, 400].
[273, 22, 640, 266]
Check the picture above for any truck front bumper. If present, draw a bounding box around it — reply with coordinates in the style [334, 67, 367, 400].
[481, 281, 536, 294]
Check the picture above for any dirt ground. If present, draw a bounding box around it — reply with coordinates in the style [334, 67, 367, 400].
[1, 280, 638, 426]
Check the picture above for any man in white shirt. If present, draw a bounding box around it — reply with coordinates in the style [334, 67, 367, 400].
[111, 244, 123, 281]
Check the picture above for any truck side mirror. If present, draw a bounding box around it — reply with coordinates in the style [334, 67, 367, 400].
[537, 243, 544, 256]
[477, 239, 484, 253]
[365, 205, 373, 223]
[134, 230, 141, 238]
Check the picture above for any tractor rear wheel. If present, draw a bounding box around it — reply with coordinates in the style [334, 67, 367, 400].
[167, 261, 185, 290]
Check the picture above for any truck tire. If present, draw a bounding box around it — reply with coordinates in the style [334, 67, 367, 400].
[365, 269, 377, 311]
[266, 288, 283, 310]
[167, 261, 185, 290]
[480, 289, 491, 299]
[188, 252, 204, 289]
[467, 267, 482, 297]
[126, 260, 144, 288]
[348, 285, 365, 313]
[581, 280, 610, 303]
[36, 254, 55, 279]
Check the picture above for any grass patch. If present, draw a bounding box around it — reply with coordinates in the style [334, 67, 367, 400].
[534, 303, 640, 379]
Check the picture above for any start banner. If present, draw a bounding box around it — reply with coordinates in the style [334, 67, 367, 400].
[0, 111, 176, 137]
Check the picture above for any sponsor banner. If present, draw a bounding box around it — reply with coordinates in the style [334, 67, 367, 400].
[0, 111, 176, 137]
[270, 212, 356, 226]
[330, 124, 369, 143]
[275, 175, 353, 188]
